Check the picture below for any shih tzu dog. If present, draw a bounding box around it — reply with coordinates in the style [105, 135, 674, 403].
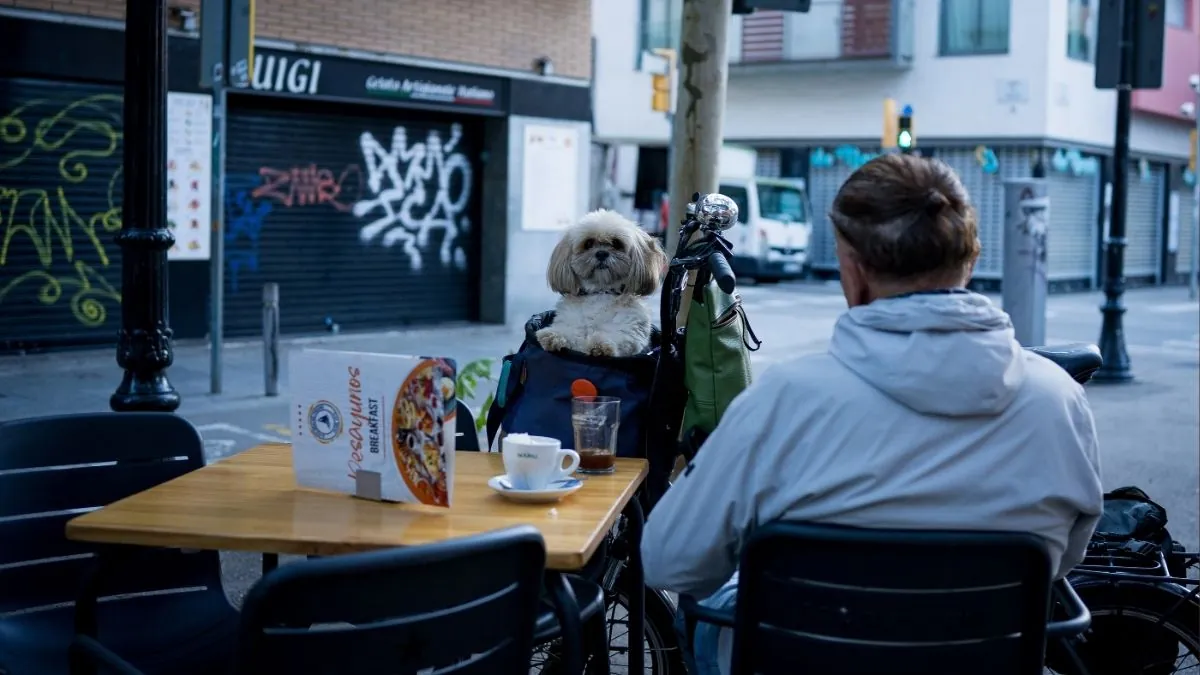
[536, 209, 667, 358]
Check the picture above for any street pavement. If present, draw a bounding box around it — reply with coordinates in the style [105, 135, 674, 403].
[2, 282, 1197, 611]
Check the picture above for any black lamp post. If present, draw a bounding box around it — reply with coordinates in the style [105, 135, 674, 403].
[111, 0, 182, 412]
[1094, 0, 1135, 383]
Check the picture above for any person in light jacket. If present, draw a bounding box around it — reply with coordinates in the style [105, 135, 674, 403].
[641, 153, 1104, 675]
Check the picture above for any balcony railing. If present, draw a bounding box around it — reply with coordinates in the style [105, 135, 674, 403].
[730, 0, 913, 70]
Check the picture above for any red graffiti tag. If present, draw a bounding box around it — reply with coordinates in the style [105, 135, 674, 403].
[252, 164, 363, 212]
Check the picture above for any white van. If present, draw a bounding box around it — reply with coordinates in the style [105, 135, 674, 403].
[717, 146, 813, 282]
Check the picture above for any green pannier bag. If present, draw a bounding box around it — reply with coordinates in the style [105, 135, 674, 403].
[680, 280, 760, 452]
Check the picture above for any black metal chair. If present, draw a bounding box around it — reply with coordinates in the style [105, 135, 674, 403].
[0, 412, 239, 675]
[74, 525, 548, 674]
[455, 400, 481, 451]
[681, 522, 1092, 675]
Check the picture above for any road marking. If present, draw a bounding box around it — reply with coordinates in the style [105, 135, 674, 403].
[1146, 302, 1200, 314]
[196, 422, 288, 443]
[263, 423, 292, 437]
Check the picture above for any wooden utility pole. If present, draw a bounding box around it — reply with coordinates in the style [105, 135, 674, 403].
[665, 0, 734, 259]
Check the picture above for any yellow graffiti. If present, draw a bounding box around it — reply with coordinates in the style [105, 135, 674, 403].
[0, 94, 124, 328]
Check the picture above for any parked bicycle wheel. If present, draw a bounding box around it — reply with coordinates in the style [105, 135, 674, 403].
[1045, 578, 1200, 674]
[527, 571, 685, 674]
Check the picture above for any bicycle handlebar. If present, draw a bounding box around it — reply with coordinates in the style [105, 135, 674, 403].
[708, 251, 737, 294]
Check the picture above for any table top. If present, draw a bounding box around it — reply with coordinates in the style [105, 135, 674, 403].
[66, 444, 648, 571]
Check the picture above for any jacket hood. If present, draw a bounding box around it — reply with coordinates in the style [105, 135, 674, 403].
[828, 291, 1025, 417]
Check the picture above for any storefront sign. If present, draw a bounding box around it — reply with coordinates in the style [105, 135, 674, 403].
[248, 49, 506, 113]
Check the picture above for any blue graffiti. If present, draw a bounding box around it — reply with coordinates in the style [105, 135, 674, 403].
[1051, 148, 1099, 177]
[975, 146, 999, 175]
[224, 173, 272, 293]
[810, 146, 879, 171]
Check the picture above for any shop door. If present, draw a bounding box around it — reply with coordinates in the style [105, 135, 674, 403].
[1046, 168, 1101, 284]
[806, 147, 881, 271]
[223, 99, 482, 337]
[0, 79, 125, 352]
[1124, 164, 1164, 279]
[933, 147, 1027, 281]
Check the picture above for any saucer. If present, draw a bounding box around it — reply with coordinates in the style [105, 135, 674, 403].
[487, 475, 583, 503]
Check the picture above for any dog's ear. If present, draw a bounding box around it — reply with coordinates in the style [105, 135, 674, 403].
[546, 233, 580, 295]
[629, 229, 668, 296]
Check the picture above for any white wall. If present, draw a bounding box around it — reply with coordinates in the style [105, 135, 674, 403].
[506, 116, 593, 325]
[591, 0, 673, 144]
[1131, 114, 1194, 159]
[725, 0, 1071, 142]
[1042, 0, 1118, 148]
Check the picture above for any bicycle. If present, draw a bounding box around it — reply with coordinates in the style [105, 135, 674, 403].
[1046, 527, 1200, 674]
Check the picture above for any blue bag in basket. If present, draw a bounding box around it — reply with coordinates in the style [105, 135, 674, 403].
[486, 312, 658, 458]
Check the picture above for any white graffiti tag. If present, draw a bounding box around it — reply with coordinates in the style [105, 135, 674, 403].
[352, 124, 472, 270]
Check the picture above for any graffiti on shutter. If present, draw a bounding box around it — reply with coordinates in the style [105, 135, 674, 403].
[353, 124, 473, 270]
[0, 87, 124, 345]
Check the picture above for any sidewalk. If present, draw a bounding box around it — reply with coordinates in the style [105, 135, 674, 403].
[0, 321, 528, 421]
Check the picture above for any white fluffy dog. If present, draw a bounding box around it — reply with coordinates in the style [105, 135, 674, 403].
[536, 210, 667, 358]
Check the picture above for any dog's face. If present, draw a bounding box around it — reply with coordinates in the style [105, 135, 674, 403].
[547, 210, 667, 297]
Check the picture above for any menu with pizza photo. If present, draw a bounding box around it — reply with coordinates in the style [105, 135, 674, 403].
[289, 349, 457, 507]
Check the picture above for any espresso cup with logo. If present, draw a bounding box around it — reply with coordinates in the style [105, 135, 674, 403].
[501, 433, 581, 490]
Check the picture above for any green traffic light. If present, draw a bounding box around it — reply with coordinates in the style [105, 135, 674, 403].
[897, 130, 913, 149]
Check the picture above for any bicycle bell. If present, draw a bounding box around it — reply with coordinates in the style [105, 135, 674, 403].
[693, 193, 739, 231]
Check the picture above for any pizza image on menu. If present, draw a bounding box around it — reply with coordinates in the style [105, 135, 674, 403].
[391, 358, 457, 506]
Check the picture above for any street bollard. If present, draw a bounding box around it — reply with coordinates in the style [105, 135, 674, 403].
[263, 283, 280, 397]
[1002, 179, 1050, 347]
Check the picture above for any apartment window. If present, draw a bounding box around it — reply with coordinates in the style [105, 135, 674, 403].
[1166, 0, 1188, 28]
[639, 0, 683, 55]
[1067, 0, 1096, 62]
[940, 0, 1011, 55]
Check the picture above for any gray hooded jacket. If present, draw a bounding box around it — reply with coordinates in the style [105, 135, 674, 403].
[642, 291, 1104, 600]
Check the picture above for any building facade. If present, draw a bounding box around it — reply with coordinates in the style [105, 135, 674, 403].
[593, 0, 1199, 289]
[0, 0, 591, 352]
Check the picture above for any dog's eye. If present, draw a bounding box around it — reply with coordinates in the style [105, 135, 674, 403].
[582, 238, 595, 250]
[612, 239, 625, 251]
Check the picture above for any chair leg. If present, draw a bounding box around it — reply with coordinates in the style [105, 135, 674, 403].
[584, 609, 611, 674]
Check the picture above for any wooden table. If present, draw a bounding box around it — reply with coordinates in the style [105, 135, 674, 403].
[66, 443, 648, 571]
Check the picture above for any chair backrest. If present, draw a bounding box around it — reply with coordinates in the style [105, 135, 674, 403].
[0, 413, 222, 616]
[455, 400, 480, 451]
[234, 525, 546, 675]
[732, 522, 1054, 675]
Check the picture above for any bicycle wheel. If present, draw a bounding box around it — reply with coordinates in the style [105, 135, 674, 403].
[1045, 579, 1200, 674]
[600, 570, 689, 674]
[528, 571, 687, 674]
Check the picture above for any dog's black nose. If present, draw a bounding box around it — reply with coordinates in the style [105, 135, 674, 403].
[594, 250, 610, 261]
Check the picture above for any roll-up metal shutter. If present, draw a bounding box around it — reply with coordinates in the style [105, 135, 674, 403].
[1176, 184, 1196, 275]
[931, 147, 1028, 279]
[755, 148, 782, 178]
[1046, 166, 1100, 283]
[223, 98, 481, 337]
[0, 78, 125, 352]
[1124, 163, 1163, 278]
[807, 146, 882, 270]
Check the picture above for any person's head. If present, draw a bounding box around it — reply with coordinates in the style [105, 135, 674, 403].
[829, 153, 980, 307]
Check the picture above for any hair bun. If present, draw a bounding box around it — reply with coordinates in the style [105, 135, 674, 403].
[924, 189, 948, 217]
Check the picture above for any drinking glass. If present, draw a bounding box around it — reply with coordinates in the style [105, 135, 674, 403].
[571, 396, 620, 474]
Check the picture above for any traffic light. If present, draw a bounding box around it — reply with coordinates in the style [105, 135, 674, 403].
[651, 73, 670, 113]
[897, 105, 915, 154]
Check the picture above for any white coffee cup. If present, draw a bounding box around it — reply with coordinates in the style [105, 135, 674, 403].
[501, 433, 580, 490]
